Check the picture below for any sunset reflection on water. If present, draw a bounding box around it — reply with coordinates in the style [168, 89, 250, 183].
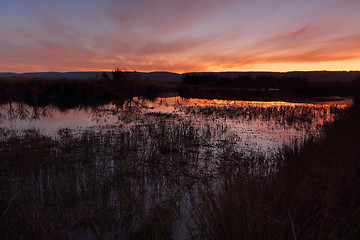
[0, 96, 353, 157]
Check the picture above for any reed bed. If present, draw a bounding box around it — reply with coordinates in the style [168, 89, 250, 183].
[0, 116, 240, 239]
[192, 99, 360, 240]
[0, 96, 355, 239]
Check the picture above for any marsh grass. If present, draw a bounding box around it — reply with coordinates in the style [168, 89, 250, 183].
[0, 116, 233, 239]
[192, 99, 360, 240]
[0, 96, 355, 239]
[183, 103, 348, 126]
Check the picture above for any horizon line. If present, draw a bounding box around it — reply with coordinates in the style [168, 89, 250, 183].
[2, 69, 360, 75]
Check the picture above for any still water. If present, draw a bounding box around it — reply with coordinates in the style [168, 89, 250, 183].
[0, 95, 352, 156]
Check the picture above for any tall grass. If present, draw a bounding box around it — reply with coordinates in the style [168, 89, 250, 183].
[0, 116, 231, 239]
[192, 98, 360, 239]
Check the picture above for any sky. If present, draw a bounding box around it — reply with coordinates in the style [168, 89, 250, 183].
[1, 0, 360, 73]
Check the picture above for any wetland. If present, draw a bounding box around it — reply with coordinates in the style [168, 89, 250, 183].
[1, 92, 357, 239]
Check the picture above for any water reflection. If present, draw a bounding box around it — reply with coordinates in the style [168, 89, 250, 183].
[0, 96, 352, 154]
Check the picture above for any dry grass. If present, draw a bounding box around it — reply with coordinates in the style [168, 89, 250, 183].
[192, 98, 360, 239]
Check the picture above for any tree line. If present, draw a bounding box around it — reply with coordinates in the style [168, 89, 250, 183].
[182, 73, 308, 89]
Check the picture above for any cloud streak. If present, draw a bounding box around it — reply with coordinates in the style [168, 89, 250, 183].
[1, 0, 360, 73]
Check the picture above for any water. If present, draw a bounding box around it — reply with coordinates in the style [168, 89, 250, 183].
[0, 96, 353, 239]
[0, 96, 352, 155]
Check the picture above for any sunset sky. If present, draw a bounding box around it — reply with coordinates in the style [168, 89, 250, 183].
[1, 0, 360, 73]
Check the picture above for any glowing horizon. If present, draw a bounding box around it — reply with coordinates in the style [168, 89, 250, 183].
[1, 0, 360, 73]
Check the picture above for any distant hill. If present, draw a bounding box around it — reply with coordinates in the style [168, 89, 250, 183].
[142, 72, 182, 82]
[1, 71, 359, 83]
[0, 71, 182, 82]
[0, 72, 108, 79]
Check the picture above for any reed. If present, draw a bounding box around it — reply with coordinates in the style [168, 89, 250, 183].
[192, 98, 360, 239]
[0, 116, 225, 239]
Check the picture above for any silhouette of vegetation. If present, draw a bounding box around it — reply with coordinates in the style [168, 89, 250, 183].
[293, 81, 360, 96]
[0, 70, 181, 109]
[0, 116, 231, 239]
[112, 68, 141, 82]
[101, 72, 110, 80]
[0, 78, 114, 109]
[1, 70, 359, 110]
[181, 73, 360, 99]
[182, 73, 307, 89]
[353, 76, 360, 85]
[193, 97, 360, 239]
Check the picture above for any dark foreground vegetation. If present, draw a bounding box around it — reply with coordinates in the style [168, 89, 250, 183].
[0, 119, 211, 239]
[195, 98, 360, 239]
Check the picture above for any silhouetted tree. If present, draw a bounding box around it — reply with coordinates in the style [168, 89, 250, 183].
[112, 68, 141, 82]
[112, 68, 126, 82]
